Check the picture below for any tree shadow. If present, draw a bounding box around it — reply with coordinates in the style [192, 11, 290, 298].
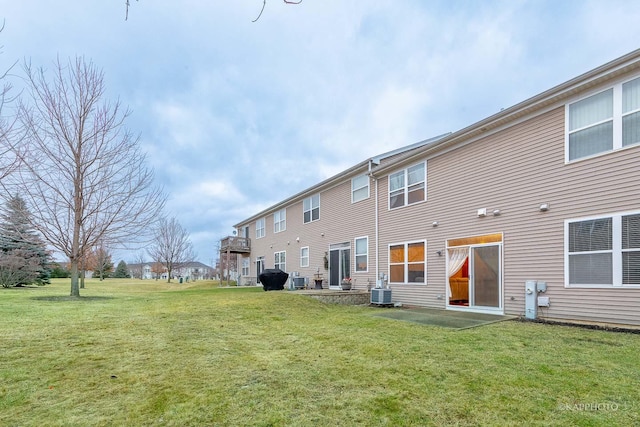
[31, 295, 115, 302]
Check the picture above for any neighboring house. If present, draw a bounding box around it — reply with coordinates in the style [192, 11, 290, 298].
[232, 49, 640, 327]
[127, 261, 213, 281]
[173, 261, 214, 281]
[127, 263, 155, 279]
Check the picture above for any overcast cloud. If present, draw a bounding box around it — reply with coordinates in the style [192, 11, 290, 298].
[2, 1, 640, 265]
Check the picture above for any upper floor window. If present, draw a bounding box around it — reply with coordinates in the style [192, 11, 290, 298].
[274, 209, 286, 233]
[567, 76, 640, 161]
[274, 251, 286, 271]
[566, 212, 640, 287]
[300, 247, 309, 268]
[303, 194, 320, 223]
[389, 162, 425, 209]
[351, 174, 370, 203]
[256, 218, 265, 239]
[389, 241, 425, 284]
[355, 236, 368, 272]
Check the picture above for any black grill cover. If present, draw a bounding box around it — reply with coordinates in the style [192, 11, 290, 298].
[259, 269, 289, 291]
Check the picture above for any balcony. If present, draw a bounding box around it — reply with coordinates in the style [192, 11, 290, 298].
[220, 236, 251, 254]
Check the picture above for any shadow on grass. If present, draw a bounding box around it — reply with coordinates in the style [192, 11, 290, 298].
[31, 296, 115, 302]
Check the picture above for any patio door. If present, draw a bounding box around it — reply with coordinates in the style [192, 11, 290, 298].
[256, 256, 265, 284]
[447, 233, 503, 314]
[470, 245, 501, 310]
[329, 243, 350, 289]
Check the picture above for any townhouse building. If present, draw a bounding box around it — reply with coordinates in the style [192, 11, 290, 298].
[231, 49, 640, 327]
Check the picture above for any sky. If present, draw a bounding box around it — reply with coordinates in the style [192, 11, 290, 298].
[2, 1, 640, 266]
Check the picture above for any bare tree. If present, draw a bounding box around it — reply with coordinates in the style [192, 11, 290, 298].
[0, 23, 22, 184]
[13, 56, 166, 296]
[91, 243, 113, 281]
[147, 217, 195, 283]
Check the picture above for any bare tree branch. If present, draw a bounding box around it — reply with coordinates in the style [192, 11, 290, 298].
[13, 56, 166, 296]
[123, 1, 301, 22]
[253, 0, 302, 22]
[0, 21, 23, 185]
[147, 217, 195, 283]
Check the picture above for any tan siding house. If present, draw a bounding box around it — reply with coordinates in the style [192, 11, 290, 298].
[233, 49, 640, 327]
[234, 135, 447, 291]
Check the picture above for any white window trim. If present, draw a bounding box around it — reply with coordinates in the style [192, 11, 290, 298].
[388, 162, 426, 210]
[351, 174, 370, 204]
[388, 240, 426, 285]
[303, 194, 320, 224]
[256, 217, 265, 239]
[241, 257, 250, 276]
[354, 236, 368, 273]
[565, 74, 640, 163]
[274, 250, 286, 272]
[300, 246, 309, 268]
[274, 209, 286, 233]
[564, 210, 640, 288]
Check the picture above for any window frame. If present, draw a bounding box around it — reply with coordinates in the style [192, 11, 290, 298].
[274, 250, 286, 272]
[303, 194, 320, 224]
[565, 75, 640, 163]
[274, 208, 286, 233]
[241, 257, 250, 277]
[388, 240, 426, 285]
[388, 162, 426, 210]
[256, 217, 265, 239]
[300, 246, 309, 268]
[351, 174, 370, 203]
[354, 236, 368, 272]
[565, 210, 640, 288]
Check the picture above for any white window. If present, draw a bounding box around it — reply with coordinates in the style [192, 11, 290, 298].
[241, 257, 250, 276]
[566, 212, 640, 287]
[300, 247, 309, 267]
[274, 209, 286, 233]
[303, 194, 320, 223]
[355, 236, 368, 272]
[388, 241, 425, 284]
[351, 174, 370, 203]
[567, 76, 640, 161]
[389, 162, 425, 209]
[256, 218, 265, 239]
[274, 251, 286, 271]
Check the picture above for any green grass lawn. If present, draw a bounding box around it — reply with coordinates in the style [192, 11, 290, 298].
[1, 279, 638, 426]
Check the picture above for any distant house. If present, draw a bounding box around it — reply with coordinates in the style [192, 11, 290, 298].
[173, 261, 214, 281]
[231, 49, 640, 327]
[127, 261, 213, 281]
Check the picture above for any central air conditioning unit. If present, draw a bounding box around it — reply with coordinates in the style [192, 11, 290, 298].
[371, 288, 392, 305]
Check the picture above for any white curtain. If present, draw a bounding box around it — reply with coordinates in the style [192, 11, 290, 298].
[447, 247, 468, 296]
[447, 247, 468, 278]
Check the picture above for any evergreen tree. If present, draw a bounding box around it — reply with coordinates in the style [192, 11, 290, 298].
[0, 195, 51, 287]
[113, 260, 130, 278]
[50, 262, 71, 278]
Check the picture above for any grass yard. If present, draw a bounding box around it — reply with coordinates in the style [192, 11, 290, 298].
[1, 279, 639, 426]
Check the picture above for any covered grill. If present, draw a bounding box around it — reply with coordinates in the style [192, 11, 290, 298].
[259, 269, 289, 291]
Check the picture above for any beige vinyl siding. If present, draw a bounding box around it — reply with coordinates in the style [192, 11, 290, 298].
[378, 104, 640, 325]
[240, 173, 377, 289]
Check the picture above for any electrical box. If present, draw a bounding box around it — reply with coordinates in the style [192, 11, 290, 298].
[538, 296, 550, 307]
[525, 280, 537, 319]
[536, 281, 547, 293]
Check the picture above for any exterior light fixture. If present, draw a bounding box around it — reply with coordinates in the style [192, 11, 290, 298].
[539, 203, 550, 212]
